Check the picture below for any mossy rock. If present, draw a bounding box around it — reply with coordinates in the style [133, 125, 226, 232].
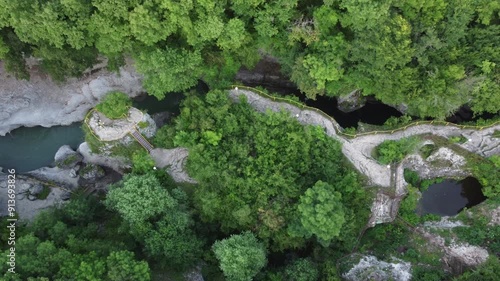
[78, 164, 105, 181]
[55, 145, 83, 169]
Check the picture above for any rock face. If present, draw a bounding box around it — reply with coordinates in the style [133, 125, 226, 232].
[150, 148, 197, 184]
[343, 255, 412, 281]
[151, 112, 172, 128]
[0, 173, 66, 220]
[78, 163, 106, 182]
[337, 90, 367, 112]
[54, 145, 83, 169]
[78, 142, 131, 173]
[0, 60, 144, 136]
[235, 55, 298, 93]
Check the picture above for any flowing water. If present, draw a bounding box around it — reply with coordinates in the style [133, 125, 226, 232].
[0, 122, 84, 173]
[0, 92, 186, 173]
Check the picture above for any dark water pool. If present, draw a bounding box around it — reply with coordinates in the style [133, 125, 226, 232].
[304, 95, 403, 128]
[418, 177, 487, 216]
[0, 123, 84, 173]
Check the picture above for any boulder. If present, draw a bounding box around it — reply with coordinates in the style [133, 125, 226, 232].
[54, 145, 83, 169]
[29, 183, 44, 195]
[60, 190, 71, 201]
[0, 59, 144, 136]
[337, 90, 367, 113]
[152, 111, 172, 128]
[78, 163, 106, 182]
[69, 169, 78, 178]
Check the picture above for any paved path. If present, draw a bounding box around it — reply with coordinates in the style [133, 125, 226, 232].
[229, 88, 500, 188]
[229, 88, 500, 226]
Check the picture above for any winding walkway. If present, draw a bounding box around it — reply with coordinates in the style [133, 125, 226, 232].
[229, 88, 500, 226]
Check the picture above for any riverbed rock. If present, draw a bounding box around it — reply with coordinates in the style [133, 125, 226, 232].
[0, 59, 144, 136]
[78, 163, 106, 182]
[55, 145, 83, 169]
[444, 244, 489, 275]
[337, 90, 367, 112]
[0, 174, 66, 220]
[78, 142, 130, 173]
[150, 148, 197, 184]
[26, 166, 79, 189]
[343, 255, 412, 281]
[60, 190, 72, 201]
[69, 168, 78, 178]
[152, 111, 172, 128]
[29, 183, 44, 196]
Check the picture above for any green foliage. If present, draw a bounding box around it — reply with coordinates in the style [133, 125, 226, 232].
[0, 0, 497, 117]
[383, 115, 413, 129]
[106, 251, 151, 281]
[454, 256, 500, 281]
[284, 258, 319, 281]
[137, 121, 149, 129]
[0, 196, 151, 280]
[105, 174, 177, 225]
[105, 174, 203, 268]
[412, 266, 447, 281]
[96, 91, 131, 119]
[153, 125, 176, 149]
[420, 144, 437, 159]
[82, 122, 103, 153]
[134, 47, 202, 99]
[375, 137, 421, 164]
[449, 135, 468, 144]
[290, 181, 346, 246]
[342, 127, 357, 135]
[454, 221, 500, 254]
[403, 169, 421, 187]
[398, 185, 421, 225]
[472, 155, 500, 198]
[131, 150, 155, 174]
[212, 232, 267, 281]
[35, 185, 51, 200]
[167, 90, 366, 250]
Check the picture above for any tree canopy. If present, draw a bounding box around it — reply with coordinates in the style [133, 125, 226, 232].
[0, 0, 498, 117]
[212, 231, 267, 281]
[155, 90, 369, 251]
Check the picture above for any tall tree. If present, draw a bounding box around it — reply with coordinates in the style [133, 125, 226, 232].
[212, 232, 267, 281]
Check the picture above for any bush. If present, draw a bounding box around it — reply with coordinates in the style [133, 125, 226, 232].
[403, 169, 420, 187]
[96, 91, 131, 119]
[419, 144, 436, 159]
[383, 115, 413, 129]
[375, 137, 420, 164]
[284, 258, 319, 281]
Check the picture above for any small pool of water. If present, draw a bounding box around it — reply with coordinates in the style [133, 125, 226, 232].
[0, 123, 84, 173]
[133, 92, 184, 115]
[418, 177, 487, 216]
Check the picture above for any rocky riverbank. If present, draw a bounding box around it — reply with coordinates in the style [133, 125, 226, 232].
[0, 60, 144, 136]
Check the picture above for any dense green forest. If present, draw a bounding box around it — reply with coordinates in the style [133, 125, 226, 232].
[1, 0, 499, 118]
[3, 90, 500, 280]
[1, 1, 500, 280]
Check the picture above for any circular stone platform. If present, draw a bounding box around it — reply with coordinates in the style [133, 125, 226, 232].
[87, 107, 143, 141]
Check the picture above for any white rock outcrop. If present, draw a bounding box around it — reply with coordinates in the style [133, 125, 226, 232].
[0, 61, 144, 136]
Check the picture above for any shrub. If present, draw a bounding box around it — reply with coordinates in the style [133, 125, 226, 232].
[96, 91, 131, 119]
[383, 115, 413, 129]
[375, 137, 420, 164]
[403, 169, 420, 187]
[449, 135, 467, 144]
[420, 144, 436, 159]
